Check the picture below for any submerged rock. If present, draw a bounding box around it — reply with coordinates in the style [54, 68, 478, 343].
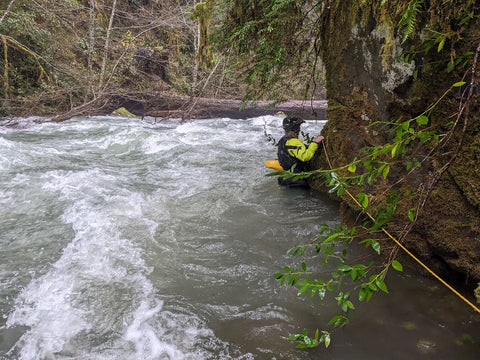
[417, 339, 437, 354]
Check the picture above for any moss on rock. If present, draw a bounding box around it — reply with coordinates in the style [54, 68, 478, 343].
[112, 107, 136, 118]
[312, 0, 480, 287]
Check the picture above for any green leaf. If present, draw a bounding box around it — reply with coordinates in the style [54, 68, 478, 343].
[376, 279, 389, 293]
[447, 60, 455, 73]
[322, 231, 341, 244]
[359, 287, 369, 301]
[408, 207, 416, 222]
[356, 193, 368, 208]
[345, 300, 355, 310]
[288, 334, 299, 341]
[347, 163, 357, 173]
[415, 115, 429, 125]
[458, 16, 471, 26]
[382, 164, 390, 179]
[392, 260, 403, 272]
[350, 269, 358, 281]
[391, 143, 400, 158]
[298, 284, 310, 295]
[328, 313, 348, 327]
[452, 81, 466, 87]
[367, 173, 375, 184]
[437, 38, 445, 52]
[337, 264, 353, 272]
[265, 171, 284, 177]
[356, 174, 366, 185]
[322, 332, 331, 348]
[371, 240, 381, 255]
[292, 246, 306, 256]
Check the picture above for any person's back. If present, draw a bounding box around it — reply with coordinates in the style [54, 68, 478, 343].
[277, 116, 324, 187]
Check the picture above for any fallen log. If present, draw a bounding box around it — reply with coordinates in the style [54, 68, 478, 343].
[140, 97, 328, 120]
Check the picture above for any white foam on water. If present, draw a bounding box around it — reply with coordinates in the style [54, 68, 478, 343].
[142, 133, 181, 154]
[1, 115, 334, 360]
[123, 299, 184, 359]
[5, 163, 169, 358]
[6, 272, 91, 359]
[4, 150, 236, 359]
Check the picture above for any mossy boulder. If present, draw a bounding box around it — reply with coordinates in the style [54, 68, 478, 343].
[112, 107, 137, 118]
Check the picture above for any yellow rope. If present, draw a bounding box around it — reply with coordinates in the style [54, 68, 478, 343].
[321, 141, 480, 314]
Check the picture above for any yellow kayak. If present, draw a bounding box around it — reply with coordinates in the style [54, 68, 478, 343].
[265, 159, 283, 171]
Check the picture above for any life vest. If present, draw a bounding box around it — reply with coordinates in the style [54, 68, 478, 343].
[277, 135, 307, 173]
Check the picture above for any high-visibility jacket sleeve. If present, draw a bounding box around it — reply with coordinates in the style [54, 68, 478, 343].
[285, 138, 319, 162]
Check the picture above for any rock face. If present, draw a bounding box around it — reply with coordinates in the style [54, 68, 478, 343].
[310, 1, 480, 287]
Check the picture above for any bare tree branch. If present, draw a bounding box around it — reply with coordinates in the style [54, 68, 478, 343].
[99, 0, 118, 93]
[0, 0, 17, 26]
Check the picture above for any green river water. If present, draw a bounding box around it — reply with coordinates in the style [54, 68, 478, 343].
[0, 115, 478, 359]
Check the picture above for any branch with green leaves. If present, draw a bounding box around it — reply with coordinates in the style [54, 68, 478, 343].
[274, 217, 404, 349]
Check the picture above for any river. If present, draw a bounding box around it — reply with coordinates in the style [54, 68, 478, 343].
[0, 115, 478, 360]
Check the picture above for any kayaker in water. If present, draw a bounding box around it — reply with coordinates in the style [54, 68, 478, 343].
[277, 115, 324, 187]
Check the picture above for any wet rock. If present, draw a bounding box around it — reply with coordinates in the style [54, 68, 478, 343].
[112, 107, 137, 118]
[417, 339, 437, 354]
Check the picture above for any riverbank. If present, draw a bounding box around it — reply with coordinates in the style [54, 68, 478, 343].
[2, 93, 327, 123]
[1, 95, 327, 127]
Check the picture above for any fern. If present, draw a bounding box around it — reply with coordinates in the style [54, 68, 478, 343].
[398, 0, 424, 43]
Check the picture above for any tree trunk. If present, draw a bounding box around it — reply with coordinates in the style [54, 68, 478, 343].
[98, 0, 117, 93]
[87, 0, 96, 100]
[1, 36, 9, 98]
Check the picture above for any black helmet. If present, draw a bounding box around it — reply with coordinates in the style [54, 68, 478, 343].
[283, 116, 304, 132]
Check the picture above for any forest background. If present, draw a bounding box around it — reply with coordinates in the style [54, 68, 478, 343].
[0, 0, 325, 120]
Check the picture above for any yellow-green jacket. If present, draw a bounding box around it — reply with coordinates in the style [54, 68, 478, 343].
[277, 135, 319, 172]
